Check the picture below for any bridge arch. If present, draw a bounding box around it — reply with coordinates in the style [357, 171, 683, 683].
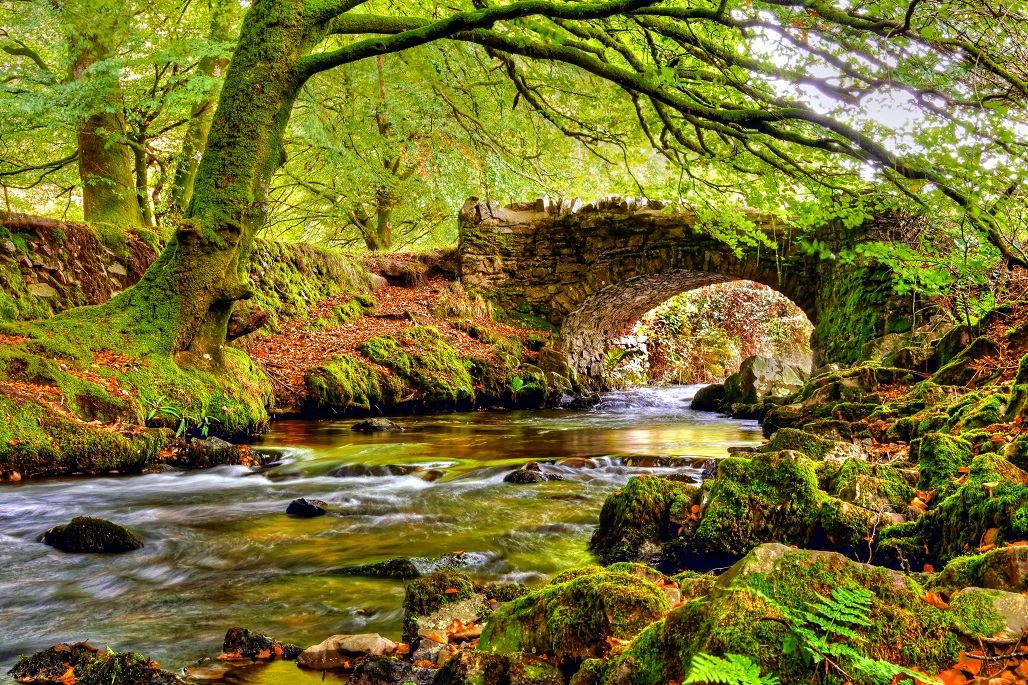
[457, 197, 904, 381]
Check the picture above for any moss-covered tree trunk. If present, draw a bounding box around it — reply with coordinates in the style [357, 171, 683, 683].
[120, 0, 323, 363]
[169, 0, 236, 215]
[71, 30, 142, 228]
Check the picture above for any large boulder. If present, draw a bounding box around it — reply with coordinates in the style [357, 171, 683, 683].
[42, 516, 143, 553]
[723, 356, 808, 406]
[297, 634, 398, 671]
[478, 566, 670, 661]
[600, 543, 1018, 685]
[589, 475, 699, 566]
[689, 383, 725, 412]
[933, 546, 1028, 593]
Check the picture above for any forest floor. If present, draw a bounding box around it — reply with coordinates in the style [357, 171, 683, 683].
[243, 271, 545, 414]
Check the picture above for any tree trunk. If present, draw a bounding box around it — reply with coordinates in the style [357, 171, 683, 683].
[70, 13, 142, 227]
[118, 0, 320, 363]
[169, 0, 235, 214]
[132, 138, 154, 227]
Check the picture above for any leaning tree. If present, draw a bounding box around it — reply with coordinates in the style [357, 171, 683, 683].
[18, 0, 1028, 375]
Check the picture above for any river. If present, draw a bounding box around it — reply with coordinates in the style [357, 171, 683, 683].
[0, 385, 761, 683]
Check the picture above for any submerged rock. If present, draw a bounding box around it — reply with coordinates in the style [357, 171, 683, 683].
[222, 627, 302, 660]
[42, 516, 143, 553]
[335, 557, 420, 579]
[503, 461, 564, 484]
[297, 633, 398, 671]
[352, 418, 403, 432]
[7, 642, 100, 683]
[286, 498, 328, 517]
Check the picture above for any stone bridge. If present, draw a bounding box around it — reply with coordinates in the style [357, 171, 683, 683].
[457, 197, 908, 380]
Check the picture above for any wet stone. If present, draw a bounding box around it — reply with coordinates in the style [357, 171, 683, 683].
[42, 517, 143, 554]
[352, 418, 403, 432]
[286, 498, 328, 518]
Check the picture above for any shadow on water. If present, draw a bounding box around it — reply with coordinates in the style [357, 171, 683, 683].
[0, 385, 760, 682]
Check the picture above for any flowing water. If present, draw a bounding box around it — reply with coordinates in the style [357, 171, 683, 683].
[0, 385, 761, 683]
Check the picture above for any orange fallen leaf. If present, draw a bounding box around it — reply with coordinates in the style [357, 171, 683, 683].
[55, 665, 76, 685]
[1006, 540, 1028, 547]
[413, 659, 436, 668]
[935, 668, 967, 685]
[923, 564, 936, 574]
[255, 649, 271, 659]
[395, 643, 410, 655]
[921, 592, 951, 610]
[690, 505, 700, 514]
[977, 543, 997, 553]
[444, 587, 459, 594]
[425, 633, 448, 644]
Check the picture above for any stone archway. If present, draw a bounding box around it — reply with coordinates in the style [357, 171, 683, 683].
[457, 196, 908, 381]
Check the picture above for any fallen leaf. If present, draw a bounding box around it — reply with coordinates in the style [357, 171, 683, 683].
[921, 592, 951, 610]
[923, 564, 936, 574]
[444, 587, 459, 595]
[413, 659, 436, 669]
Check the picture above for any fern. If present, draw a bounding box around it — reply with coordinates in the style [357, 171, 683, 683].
[758, 588, 937, 685]
[683, 653, 779, 685]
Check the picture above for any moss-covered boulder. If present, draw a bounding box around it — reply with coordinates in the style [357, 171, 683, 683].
[911, 432, 972, 493]
[222, 626, 303, 660]
[7, 643, 185, 685]
[478, 566, 670, 661]
[402, 569, 479, 640]
[1007, 353, 1028, 421]
[817, 458, 916, 513]
[722, 356, 808, 406]
[337, 557, 420, 579]
[589, 475, 699, 566]
[42, 516, 143, 553]
[683, 452, 878, 564]
[879, 454, 1028, 568]
[359, 326, 475, 408]
[931, 546, 1028, 593]
[435, 651, 563, 685]
[600, 543, 1011, 685]
[304, 354, 404, 414]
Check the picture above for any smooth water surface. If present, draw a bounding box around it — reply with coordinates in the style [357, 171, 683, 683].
[0, 385, 761, 681]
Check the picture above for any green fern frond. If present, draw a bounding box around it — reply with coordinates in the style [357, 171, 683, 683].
[683, 653, 779, 685]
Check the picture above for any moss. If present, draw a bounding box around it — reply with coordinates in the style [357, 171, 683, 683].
[885, 454, 1028, 566]
[80, 650, 184, 685]
[602, 544, 1006, 685]
[947, 392, 1005, 432]
[821, 459, 916, 512]
[42, 516, 143, 553]
[485, 583, 530, 603]
[402, 570, 478, 639]
[690, 452, 875, 559]
[479, 567, 670, 660]
[766, 427, 836, 459]
[304, 354, 403, 413]
[589, 476, 699, 565]
[1008, 354, 1028, 421]
[8, 644, 183, 685]
[930, 546, 1028, 593]
[913, 432, 973, 493]
[358, 326, 474, 407]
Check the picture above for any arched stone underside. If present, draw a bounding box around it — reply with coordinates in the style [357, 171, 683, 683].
[457, 197, 909, 381]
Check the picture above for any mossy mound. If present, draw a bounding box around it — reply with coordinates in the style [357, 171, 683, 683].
[685, 452, 878, 564]
[222, 626, 303, 660]
[42, 516, 143, 553]
[765, 427, 841, 460]
[589, 475, 699, 566]
[599, 543, 1007, 685]
[879, 454, 1028, 568]
[485, 583, 530, 603]
[402, 569, 478, 639]
[358, 326, 475, 408]
[910, 432, 973, 493]
[304, 354, 404, 414]
[336, 557, 420, 579]
[8, 643, 185, 685]
[817, 458, 915, 513]
[478, 566, 670, 661]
